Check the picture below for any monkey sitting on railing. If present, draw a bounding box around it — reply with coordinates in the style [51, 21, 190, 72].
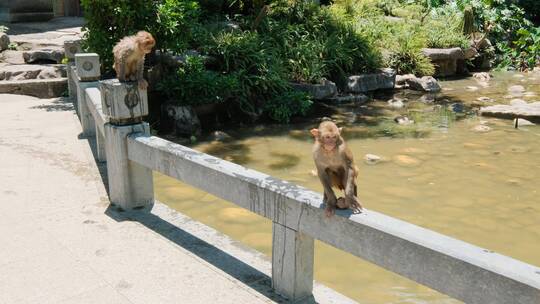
[112, 31, 156, 90]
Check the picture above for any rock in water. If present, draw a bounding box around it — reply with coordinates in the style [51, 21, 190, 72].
[394, 116, 414, 125]
[0, 32, 10, 51]
[387, 98, 404, 108]
[477, 96, 494, 103]
[473, 72, 491, 82]
[364, 154, 382, 165]
[347, 68, 396, 93]
[422, 48, 464, 77]
[472, 125, 491, 132]
[291, 79, 337, 100]
[212, 131, 232, 142]
[508, 85, 525, 94]
[405, 76, 441, 92]
[480, 102, 540, 122]
[513, 118, 535, 128]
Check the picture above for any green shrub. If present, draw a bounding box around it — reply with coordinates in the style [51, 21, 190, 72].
[423, 13, 470, 49]
[154, 0, 200, 53]
[387, 31, 435, 76]
[158, 55, 239, 105]
[80, 0, 156, 71]
[264, 90, 312, 123]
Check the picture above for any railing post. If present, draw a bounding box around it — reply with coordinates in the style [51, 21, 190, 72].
[272, 222, 314, 301]
[100, 79, 153, 210]
[74, 53, 100, 137]
[96, 128, 106, 162]
[64, 40, 81, 103]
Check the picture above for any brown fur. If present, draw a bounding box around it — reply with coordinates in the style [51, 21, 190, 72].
[112, 31, 155, 89]
[311, 121, 362, 216]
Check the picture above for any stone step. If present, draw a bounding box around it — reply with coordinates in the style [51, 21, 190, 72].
[480, 102, 540, 123]
[0, 78, 67, 98]
[0, 64, 66, 81]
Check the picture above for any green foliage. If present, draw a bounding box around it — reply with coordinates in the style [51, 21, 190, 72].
[423, 12, 470, 49]
[387, 31, 435, 76]
[154, 0, 200, 53]
[158, 55, 239, 105]
[264, 90, 312, 123]
[80, 0, 380, 123]
[0, 25, 8, 33]
[498, 27, 540, 70]
[80, 0, 156, 70]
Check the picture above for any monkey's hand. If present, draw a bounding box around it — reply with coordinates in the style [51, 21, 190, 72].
[138, 79, 148, 90]
[346, 195, 363, 213]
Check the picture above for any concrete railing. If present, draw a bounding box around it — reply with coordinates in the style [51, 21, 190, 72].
[65, 44, 540, 304]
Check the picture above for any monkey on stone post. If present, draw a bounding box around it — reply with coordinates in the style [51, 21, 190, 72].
[112, 31, 156, 90]
[311, 121, 363, 217]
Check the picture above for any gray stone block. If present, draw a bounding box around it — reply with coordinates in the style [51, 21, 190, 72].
[100, 79, 148, 125]
[22, 48, 64, 64]
[0, 32, 9, 51]
[64, 39, 82, 61]
[290, 79, 337, 100]
[347, 68, 396, 93]
[75, 53, 100, 81]
[0, 78, 67, 98]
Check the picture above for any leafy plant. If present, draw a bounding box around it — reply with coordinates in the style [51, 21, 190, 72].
[80, 0, 156, 71]
[154, 0, 200, 53]
[0, 25, 8, 33]
[158, 55, 239, 105]
[387, 31, 435, 76]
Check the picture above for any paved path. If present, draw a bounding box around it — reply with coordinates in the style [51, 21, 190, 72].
[0, 94, 353, 304]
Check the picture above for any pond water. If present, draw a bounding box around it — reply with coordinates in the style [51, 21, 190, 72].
[154, 71, 540, 304]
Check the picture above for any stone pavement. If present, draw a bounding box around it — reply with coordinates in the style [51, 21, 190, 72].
[0, 94, 354, 304]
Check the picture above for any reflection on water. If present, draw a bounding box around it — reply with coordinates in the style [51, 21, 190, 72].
[155, 71, 540, 303]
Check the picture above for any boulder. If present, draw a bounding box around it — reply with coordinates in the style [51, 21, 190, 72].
[480, 102, 540, 123]
[347, 68, 396, 93]
[0, 32, 9, 51]
[405, 76, 441, 92]
[473, 72, 491, 82]
[291, 79, 337, 100]
[422, 48, 464, 77]
[22, 48, 64, 64]
[161, 104, 202, 137]
[463, 47, 478, 60]
[395, 74, 415, 87]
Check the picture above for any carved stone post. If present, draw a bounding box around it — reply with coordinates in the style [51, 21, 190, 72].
[100, 79, 153, 210]
[64, 40, 81, 103]
[272, 222, 314, 301]
[74, 53, 100, 137]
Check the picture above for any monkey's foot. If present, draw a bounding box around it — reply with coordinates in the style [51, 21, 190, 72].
[138, 79, 148, 90]
[325, 206, 336, 217]
[347, 196, 363, 213]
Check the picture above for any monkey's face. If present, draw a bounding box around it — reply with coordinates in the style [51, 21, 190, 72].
[136, 31, 156, 54]
[311, 122, 342, 152]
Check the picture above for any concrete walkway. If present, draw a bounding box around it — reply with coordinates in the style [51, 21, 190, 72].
[0, 94, 353, 304]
